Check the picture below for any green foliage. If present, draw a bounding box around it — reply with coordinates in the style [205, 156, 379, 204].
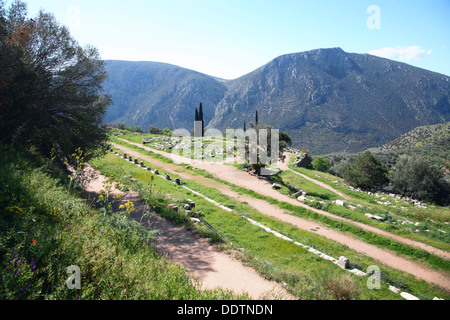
[343, 151, 388, 191]
[279, 131, 292, 147]
[147, 126, 162, 135]
[161, 128, 172, 136]
[0, 143, 242, 300]
[312, 156, 330, 172]
[389, 156, 450, 205]
[125, 125, 143, 133]
[0, 1, 110, 159]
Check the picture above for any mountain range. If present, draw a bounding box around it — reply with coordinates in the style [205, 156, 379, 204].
[102, 47, 450, 155]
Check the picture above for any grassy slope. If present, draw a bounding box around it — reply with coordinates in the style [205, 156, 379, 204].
[104, 136, 450, 300]
[113, 135, 450, 271]
[0, 144, 243, 300]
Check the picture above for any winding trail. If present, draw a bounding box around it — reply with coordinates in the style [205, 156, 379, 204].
[110, 139, 450, 292]
[116, 139, 450, 260]
[278, 155, 351, 200]
[81, 164, 291, 299]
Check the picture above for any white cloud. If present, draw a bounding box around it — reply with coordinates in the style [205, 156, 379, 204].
[368, 45, 432, 62]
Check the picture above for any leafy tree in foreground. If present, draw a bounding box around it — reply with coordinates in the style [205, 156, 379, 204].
[0, 0, 110, 159]
[343, 151, 388, 191]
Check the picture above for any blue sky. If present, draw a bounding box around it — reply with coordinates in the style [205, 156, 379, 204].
[21, 0, 450, 79]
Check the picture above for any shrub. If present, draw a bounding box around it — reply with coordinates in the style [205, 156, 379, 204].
[315, 267, 360, 300]
[389, 156, 450, 205]
[312, 157, 330, 172]
[343, 151, 388, 191]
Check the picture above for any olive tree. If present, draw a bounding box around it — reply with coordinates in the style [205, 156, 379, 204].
[0, 0, 110, 159]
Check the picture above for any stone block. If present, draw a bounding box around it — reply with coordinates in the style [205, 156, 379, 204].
[167, 204, 178, 213]
[338, 256, 349, 269]
[335, 200, 345, 206]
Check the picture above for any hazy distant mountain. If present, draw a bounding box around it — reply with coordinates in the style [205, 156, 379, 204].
[103, 60, 228, 131]
[103, 48, 450, 154]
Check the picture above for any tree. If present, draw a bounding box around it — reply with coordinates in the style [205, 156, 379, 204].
[244, 122, 289, 175]
[161, 128, 172, 136]
[198, 102, 204, 137]
[389, 156, 450, 205]
[312, 157, 330, 172]
[255, 110, 259, 125]
[279, 131, 292, 147]
[147, 126, 162, 135]
[125, 125, 142, 133]
[343, 151, 388, 191]
[0, 1, 110, 159]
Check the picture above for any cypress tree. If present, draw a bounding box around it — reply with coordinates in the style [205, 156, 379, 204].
[199, 103, 204, 137]
[195, 108, 199, 121]
[255, 110, 259, 125]
[244, 120, 246, 132]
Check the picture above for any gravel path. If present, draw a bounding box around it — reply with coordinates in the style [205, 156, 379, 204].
[112, 140, 450, 292]
[81, 164, 292, 299]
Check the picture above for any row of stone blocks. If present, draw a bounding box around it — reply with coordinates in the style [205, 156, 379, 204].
[116, 152, 182, 186]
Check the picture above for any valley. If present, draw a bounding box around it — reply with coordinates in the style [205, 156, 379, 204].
[103, 48, 450, 154]
[87, 130, 450, 299]
[2, 0, 449, 304]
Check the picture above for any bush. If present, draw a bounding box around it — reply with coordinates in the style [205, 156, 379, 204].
[314, 267, 360, 300]
[0, 1, 110, 159]
[147, 126, 162, 135]
[343, 151, 388, 191]
[161, 128, 172, 136]
[312, 157, 330, 172]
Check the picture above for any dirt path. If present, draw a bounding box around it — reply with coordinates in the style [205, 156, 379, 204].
[80, 164, 291, 299]
[112, 140, 450, 291]
[278, 154, 351, 200]
[116, 139, 450, 261]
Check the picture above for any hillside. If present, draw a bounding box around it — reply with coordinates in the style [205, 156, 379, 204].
[103, 48, 450, 154]
[369, 121, 450, 170]
[103, 60, 228, 131]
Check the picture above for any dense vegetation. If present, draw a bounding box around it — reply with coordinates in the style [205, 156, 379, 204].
[0, 1, 239, 300]
[321, 123, 450, 206]
[0, 143, 242, 299]
[0, 0, 109, 160]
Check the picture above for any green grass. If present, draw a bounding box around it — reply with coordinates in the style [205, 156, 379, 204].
[269, 170, 342, 200]
[92, 144, 450, 300]
[0, 144, 244, 300]
[287, 166, 450, 246]
[114, 135, 450, 271]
